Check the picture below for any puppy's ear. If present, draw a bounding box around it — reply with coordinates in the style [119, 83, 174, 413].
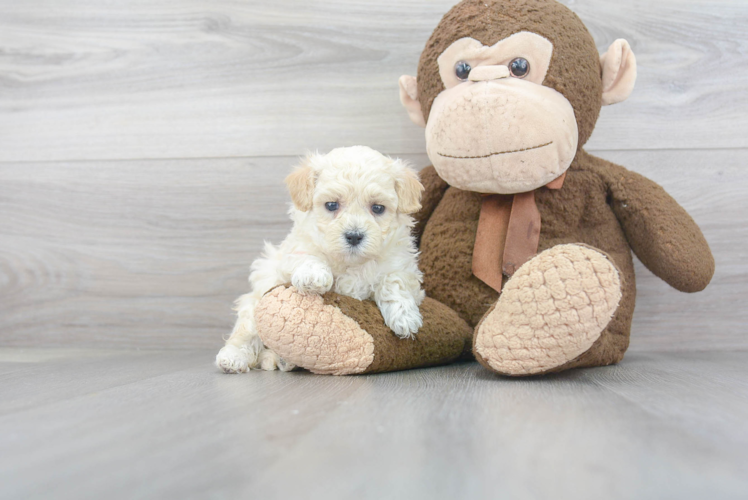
[285, 158, 316, 212]
[393, 159, 424, 214]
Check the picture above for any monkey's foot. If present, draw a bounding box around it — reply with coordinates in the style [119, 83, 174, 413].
[474, 244, 622, 376]
[255, 286, 472, 376]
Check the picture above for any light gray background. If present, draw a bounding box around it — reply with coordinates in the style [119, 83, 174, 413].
[1, 0, 745, 351]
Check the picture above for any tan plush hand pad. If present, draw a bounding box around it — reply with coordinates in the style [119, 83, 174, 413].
[474, 244, 622, 376]
[255, 286, 375, 375]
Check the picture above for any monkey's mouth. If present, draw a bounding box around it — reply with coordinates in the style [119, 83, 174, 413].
[437, 141, 553, 159]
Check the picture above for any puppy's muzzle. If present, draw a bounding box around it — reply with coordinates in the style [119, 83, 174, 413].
[345, 231, 365, 247]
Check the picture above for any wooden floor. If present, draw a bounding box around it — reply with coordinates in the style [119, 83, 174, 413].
[1, 0, 747, 351]
[1, 348, 746, 500]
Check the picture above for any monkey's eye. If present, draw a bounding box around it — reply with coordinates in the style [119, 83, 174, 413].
[454, 61, 472, 81]
[509, 58, 530, 78]
[371, 204, 385, 215]
[325, 202, 339, 212]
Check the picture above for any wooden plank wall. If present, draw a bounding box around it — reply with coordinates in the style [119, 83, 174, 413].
[1, 0, 745, 350]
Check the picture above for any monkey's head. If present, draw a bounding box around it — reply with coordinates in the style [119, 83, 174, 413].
[399, 0, 636, 194]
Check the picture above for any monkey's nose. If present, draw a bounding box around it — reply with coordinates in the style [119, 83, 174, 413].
[345, 231, 365, 247]
[468, 65, 510, 82]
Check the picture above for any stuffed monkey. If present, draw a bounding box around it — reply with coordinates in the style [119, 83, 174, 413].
[255, 0, 714, 376]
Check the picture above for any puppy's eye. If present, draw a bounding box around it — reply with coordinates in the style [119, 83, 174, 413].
[325, 202, 339, 212]
[454, 61, 472, 81]
[371, 204, 385, 215]
[509, 57, 530, 78]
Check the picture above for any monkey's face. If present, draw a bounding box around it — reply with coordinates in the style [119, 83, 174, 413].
[426, 32, 577, 194]
[399, 0, 637, 195]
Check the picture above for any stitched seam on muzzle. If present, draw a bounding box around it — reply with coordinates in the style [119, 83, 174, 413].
[438, 141, 553, 159]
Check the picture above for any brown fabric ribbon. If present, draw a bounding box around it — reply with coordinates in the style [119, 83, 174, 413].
[472, 172, 567, 293]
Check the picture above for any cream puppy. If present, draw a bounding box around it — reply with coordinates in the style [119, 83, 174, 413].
[216, 146, 426, 373]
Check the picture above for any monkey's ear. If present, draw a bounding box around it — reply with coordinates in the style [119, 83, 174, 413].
[600, 39, 637, 106]
[284, 158, 316, 212]
[392, 159, 425, 214]
[399, 75, 427, 128]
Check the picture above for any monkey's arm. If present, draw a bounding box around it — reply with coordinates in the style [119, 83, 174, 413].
[412, 165, 449, 247]
[607, 165, 714, 292]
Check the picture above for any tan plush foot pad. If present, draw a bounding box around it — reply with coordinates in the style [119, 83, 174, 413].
[255, 286, 375, 375]
[474, 244, 622, 376]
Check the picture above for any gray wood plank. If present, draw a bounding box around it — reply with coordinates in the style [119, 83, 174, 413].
[0, 348, 746, 500]
[0, 0, 747, 162]
[254, 355, 748, 500]
[590, 351, 748, 447]
[0, 349, 203, 415]
[0, 149, 744, 350]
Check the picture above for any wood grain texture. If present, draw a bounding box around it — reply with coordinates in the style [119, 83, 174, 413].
[0, 348, 746, 499]
[0, 149, 745, 351]
[0, 0, 747, 162]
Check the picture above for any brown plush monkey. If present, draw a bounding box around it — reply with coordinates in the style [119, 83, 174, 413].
[255, 0, 714, 376]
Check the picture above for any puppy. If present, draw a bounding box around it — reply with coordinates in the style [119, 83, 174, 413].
[216, 146, 426, 373]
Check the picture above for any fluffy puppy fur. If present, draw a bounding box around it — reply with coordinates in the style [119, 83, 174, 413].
[216, 146, 426, 373]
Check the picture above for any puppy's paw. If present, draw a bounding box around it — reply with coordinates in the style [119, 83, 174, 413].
[258, 349, 296, 372]
[216, 345, 252, 374]
[292, 263, 334, 295]
[380, 299, 423, 339]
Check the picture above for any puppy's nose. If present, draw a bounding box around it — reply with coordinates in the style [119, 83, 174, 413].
[345, 231, 365, 247]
